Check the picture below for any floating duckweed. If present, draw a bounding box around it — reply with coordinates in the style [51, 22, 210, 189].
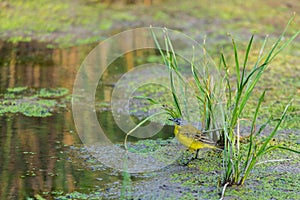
[126, 138, 174, 153]
[2, 100, 56, 117]
[0, 87, 69, 117]
[4, 93, 16, 99]
[7, 86, 28, 93]
[39, 88, 69, 98]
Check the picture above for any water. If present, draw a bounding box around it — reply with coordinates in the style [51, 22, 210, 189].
[0, 41, 95, 199]
[0, 40, 174, 199]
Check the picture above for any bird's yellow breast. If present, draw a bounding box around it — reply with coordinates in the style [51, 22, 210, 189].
[174, 124, 215, 151]
[174, 125, 195, 149]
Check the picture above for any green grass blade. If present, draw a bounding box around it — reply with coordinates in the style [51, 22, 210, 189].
[277, 146, 300, 154]
[250, 90, 265, 135]
[133, 96, 160, 105]
[240, 156, 257, 185]
[259, 144, 300, 156]
[264, 15, 295, 63]
[165, 28, 179, 68]
[243, 91, 265, 171]
[133, 96, 179, 118]
[191, 59, 206, 96]
[150, 27, 167, 65]
[240, 35, 254, 88]
[238, 64, 267, 117]
[255, 118, 271, 137]
[253, 35, 269, 69]
[231, 36, 240, 87]
[269, 30, 300, 62]
[170, 70, 182, 117]
[124, 110, 168, 149]
[220, 53, 232, 108]
[241, 63, 266, 88]
[257, 101, 291, 157]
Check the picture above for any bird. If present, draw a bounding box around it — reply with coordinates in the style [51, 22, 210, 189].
[169, 118, 222, 161]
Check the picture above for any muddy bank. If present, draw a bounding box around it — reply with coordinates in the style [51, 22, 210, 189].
[65, 135, 300, 199]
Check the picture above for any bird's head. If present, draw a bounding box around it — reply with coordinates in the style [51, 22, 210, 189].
[169, 118, 184, 126]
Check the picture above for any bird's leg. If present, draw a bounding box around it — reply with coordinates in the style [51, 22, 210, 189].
[195, 149, 200, 159]
[182, 149, 200, 166]
[183, 157, 195, 166]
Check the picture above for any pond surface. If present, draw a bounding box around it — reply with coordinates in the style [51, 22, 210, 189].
[0, 40, 174, 199]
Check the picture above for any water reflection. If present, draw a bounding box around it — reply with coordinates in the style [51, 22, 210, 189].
[0, 113, 81, 199]
[0, 38, 174, 198]
[0, 110, 173, 198]
[0, 40, 95, 93]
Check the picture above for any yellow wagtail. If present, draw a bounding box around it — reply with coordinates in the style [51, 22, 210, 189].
[170, 118, 222, 159]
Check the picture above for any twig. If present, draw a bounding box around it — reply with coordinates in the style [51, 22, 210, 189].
[255, 158, 292, 165]
[219, 182, 229, 200]
[202, 128, 223, 133]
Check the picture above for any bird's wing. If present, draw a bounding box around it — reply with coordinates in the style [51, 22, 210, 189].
[178, 125, 199, 138]
[179, 125, 216, 145]
[194, 133, 216, 145]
